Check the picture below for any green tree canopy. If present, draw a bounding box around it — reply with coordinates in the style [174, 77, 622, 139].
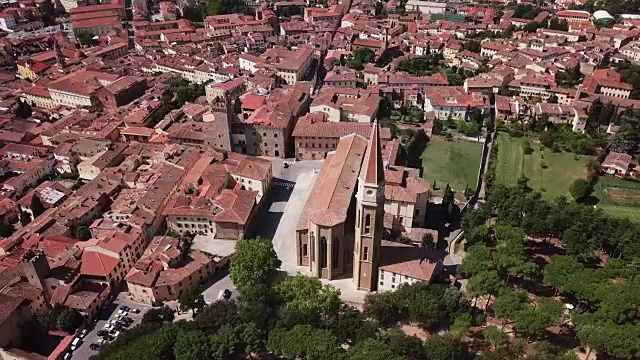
[230, 238, 281, 291]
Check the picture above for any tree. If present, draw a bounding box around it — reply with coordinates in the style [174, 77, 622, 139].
[547, 94, 558, 103]
[421, 232, 435, 251]
[14, 99, 32, 119]
[459, 244, 494, 276]
[443, 183, 455, 207]
[450, 313, 472, 337]
[20, 212, 32, 226]
[36, 305, 63, 331]
[347, 338, 404, 360]
[548, 18, 569, 31]
[178, 285, 206, 313]
[569, 179, 593, 202]
[464, 40, 482, 53]
[483, 325, 509, 350]
[523, 21, 541, 32]
[492, 290, 530, 325]
[181, 5, 204, 22]
[30, 195, 45, 219]
[0, 218, 15, 238]
[276, 274, 341, 322]
[142, 306, 175, 324]
[423, 334, 468, 360]
[230, 238, 281, 292]
[56, 308, 83, 333]
[173, 330, 211, 360]
[39, 0, 56, 25]
[77, 32, 95, 46]
[467, 270, 503, 308]
[267, 325, 345, 360]
[380, 328, 426, 359]
[75, 225, 91, 240]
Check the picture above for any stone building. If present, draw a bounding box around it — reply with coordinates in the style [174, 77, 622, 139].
[296, 124, 385, 291]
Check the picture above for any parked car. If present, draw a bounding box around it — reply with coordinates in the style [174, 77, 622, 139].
[131, 308, 140, 314]
[117, 320, 130, 328]
[119, 305, 130, 311]
[223, 289, 232, 300]
[63, 353, 72, 360]
[102, 334, 114, 341]
[90, 343, 100, 351]
[79, 329, 88, 338]
[116, 309, 128, 316]
[122, 316, 134, 323]
[113, 331, 121, 338]
[97, 330, 108, 337]
[70, 338, 81, 351]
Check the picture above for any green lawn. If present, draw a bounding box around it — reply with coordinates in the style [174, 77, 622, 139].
[420, 136, 483, 191]
[495, 133, 592, 200]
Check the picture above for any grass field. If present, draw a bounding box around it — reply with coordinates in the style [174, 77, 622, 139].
[495, 133, 592, 199]
[420, 136, 483, 192]
[593, 176, 640, 221]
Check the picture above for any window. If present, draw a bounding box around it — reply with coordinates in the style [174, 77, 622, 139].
[364, 214, 371, 234]
[302, 244, 308, 256]
[263, 132, 267, 136]
[363, 246, 368, 261]
[274, 133, 278, 138]
[320, 237, 328, 269]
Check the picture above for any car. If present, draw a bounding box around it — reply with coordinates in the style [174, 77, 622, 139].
[131, 308, 140, 314]
[117, 320, 130, 328]
[114, 314, 123, 320]
[102, 334, 114, 341]
[117, 309, 128, 316]
[79, 329, 88, 338]
[223, 289, 232, 300]
[70, 338, 81, 351]
[96, 339, 106, 346]
[119, 305, 130, 311]
[97, 330, 108, 336]
[122, 316, 134, 323]
[103, 324, 113, 331]
[113, 331, 121, 338]
[109, 319, 118, 325]
[90, 343, 100, 351]
[63, 353, 72, 360]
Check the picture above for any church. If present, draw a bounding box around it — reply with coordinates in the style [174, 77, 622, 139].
[295, 123, 441, 291]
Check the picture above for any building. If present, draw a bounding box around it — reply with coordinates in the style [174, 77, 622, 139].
[232, 83, 311, 158]
[383, 166, 430, 233]
[239, 46, 314, 86]
[125, 236, 227, 304]
[423, 86, 488, 120]
[377, 241, 443, 291]
[46, 70, 121, 108]
[309, 87, 381, 123]
[295, 124, 385, 291]
[556, 10, 591, 23]
[602, 152, 634, 177]
[292, 112, 392, 160]
[582, 69, 633, 99]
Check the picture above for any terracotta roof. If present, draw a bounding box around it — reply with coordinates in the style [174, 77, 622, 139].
[359, 123, 384, 185]
[232, 157, 271, 181]
[0, 293, 23, 324]
[379, 240, 443, 282]
[80, 250, 119, 277]
[213, 189, 257, 225]
[297, 134, 368, 230]
[293, 113, 392, 139]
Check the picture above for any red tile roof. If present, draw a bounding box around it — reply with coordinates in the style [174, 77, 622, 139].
[80, 250, 119, 277]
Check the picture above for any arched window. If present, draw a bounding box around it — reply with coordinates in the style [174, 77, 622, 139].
[363, 246, 369, 261]
[364, 214, 371, 234]
[320, 236, 327, 269]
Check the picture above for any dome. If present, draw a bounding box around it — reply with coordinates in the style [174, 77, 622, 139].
[593, 10, 614, 20]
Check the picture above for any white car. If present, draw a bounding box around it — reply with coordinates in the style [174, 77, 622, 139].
[117, 309, 128, 316]
[113, 331, 121, 338]
[103, 324, 113, 331]
[63, 353, 72, 360]
[79, 329, 88, 338]
[70, 338, 81, 351]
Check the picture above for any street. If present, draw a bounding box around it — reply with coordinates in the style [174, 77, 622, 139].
[70, 293, 153, 360]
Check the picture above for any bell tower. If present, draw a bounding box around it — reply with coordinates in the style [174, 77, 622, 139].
[353, 122, 385, 291]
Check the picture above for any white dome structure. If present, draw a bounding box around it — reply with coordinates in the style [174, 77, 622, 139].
[593, 10, 614, 21]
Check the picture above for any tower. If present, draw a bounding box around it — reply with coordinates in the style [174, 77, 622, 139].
[353, 122, 385, 291]
[20, 249, 52, 301]
[54, 39, 65, 70]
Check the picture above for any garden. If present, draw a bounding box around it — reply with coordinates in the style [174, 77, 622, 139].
[420, 136, 484, 192]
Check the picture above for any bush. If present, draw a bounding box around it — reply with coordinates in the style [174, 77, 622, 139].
[569, 179, 593, 202]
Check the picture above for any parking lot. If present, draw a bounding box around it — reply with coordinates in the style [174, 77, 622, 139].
[70, 293, 153, 360]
